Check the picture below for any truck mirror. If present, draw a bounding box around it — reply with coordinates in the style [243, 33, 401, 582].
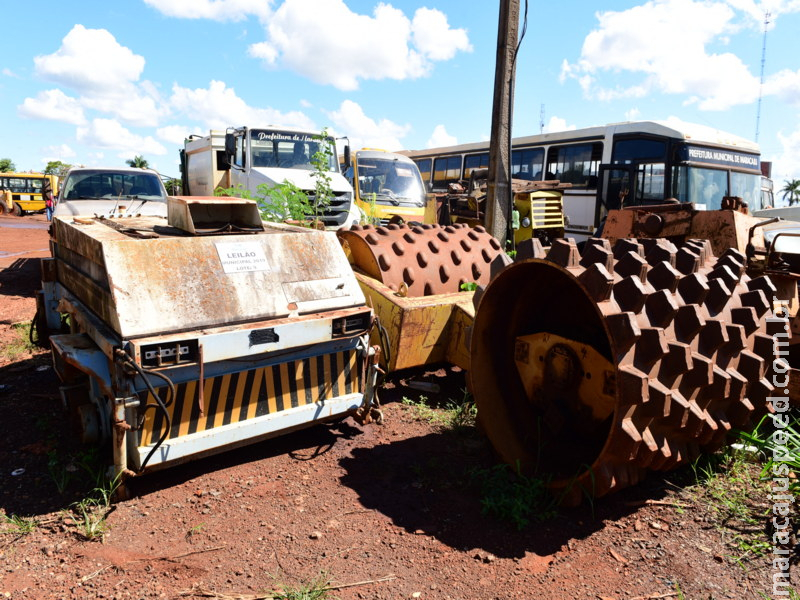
[224, 133, 235, 158]
[343, 146, 351, 171]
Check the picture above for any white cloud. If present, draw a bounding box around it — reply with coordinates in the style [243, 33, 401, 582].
[169, 80, 315, 130]
[625, 108, 642, 121]
[41, 144, 77, 163]
[2, 68, 20, 78]
[762, 68, 800, 106]
[561, 0, 764, 110]
[157, 125, 195, 145]
[18, 89, 86, 125]
[772, 125, 800, 192]
[32, 25, 168, 127]
[426, 125, 457, 148]
[143, 0, 271, 21]
[542, 116, 576, 134]
[76, 118, 168, 156]
[325, 100, 410, 151]
[411, 7, 472, 61]
[249, 0, 470, 90]
[34, 25, 145, 93]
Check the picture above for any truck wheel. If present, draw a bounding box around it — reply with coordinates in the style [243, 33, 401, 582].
[11, 203, 23, 217]
[0, 201, 7, 215]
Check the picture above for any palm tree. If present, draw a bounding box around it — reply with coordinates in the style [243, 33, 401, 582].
[780, 179, 800, 206]
[126, 155, 149, 169]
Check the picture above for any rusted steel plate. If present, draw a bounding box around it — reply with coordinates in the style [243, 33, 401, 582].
[51, 217, 364, 338]
[470, 236, 779, 504]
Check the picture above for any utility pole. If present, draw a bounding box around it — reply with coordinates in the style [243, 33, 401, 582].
[485, 0, 520, 244]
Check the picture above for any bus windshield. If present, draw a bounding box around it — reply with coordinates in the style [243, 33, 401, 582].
[672, 166, 762, 211]
[250, 130, 337, 171]
[357, 158, 425, 206]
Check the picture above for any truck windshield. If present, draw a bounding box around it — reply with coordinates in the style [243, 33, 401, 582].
[357, 158, 425, 205]
[250, 130, 337, 172]
[62, 170, 166, 200]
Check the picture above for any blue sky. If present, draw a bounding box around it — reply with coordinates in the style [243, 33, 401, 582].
[2, 0, 799, 189]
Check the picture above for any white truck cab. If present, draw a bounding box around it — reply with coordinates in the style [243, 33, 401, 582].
[182, 126, 360, 229]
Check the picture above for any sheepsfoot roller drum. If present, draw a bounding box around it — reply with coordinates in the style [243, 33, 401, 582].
[338, 222, 509, 372]
[470, 236, 781, 505]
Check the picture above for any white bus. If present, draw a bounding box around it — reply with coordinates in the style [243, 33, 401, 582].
[402, 120, 764, 241]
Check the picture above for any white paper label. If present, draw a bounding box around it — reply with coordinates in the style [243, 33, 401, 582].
[215, 241, 271, 273]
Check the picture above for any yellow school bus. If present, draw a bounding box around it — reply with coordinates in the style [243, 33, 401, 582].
[0, 172, 58, 216]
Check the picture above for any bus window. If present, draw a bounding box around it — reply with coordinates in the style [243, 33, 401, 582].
[612, 138, 667, 163]
[433, 155, 462, 187]
[546, 142, 602, 187]
[672, 166, 729, 210]
[464, 153, 489, 179]
[511, 148, 544, 180]
[730, 171, 762, 211]
[634, 163, 666, 204]
[415, 158, 432, 185]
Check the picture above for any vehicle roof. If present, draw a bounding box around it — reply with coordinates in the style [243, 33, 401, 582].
[64, 166, 162, 175]
[356, 149, 416, 163]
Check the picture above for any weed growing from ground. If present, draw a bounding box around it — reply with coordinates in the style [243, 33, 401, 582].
[68, 470, 122, 541]
[272, 572, 334, 600]
[401, 389, 476, 431]
[470, 462, 556, 530]
[0, 514, 38, 536]
[0, 322, 38, 361]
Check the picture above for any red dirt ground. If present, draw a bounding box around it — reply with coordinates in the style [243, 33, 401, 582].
[0, 213, 793, 599]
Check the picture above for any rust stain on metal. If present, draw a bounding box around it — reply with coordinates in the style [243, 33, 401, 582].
[338, 223, 505, 297]
[470, 236, 779, 505]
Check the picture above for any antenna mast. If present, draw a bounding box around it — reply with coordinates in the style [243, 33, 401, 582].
[539, 104, 545, 133]
[755, 11, 770, 142]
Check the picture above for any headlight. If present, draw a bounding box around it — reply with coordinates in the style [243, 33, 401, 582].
[521, 217, 531, 228]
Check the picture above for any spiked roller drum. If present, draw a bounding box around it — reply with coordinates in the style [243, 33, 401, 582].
[338, 222, 508, 295]
[470, 237, 780, 505]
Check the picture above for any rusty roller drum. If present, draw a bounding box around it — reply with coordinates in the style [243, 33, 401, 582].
[470, 236, 779, 505]
[338, 223, 508, 295]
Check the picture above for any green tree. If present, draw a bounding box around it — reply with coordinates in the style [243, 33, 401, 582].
[0, 158, 16, 173]
[780, 179, 800, 206]
[163, 178, 181, 195]
[126, 155, 149, 169]
[44, 160, 72, 178]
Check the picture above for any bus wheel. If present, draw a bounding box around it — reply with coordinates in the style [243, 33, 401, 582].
[11, 203, 23, 217]
[0, 201, 8, 215]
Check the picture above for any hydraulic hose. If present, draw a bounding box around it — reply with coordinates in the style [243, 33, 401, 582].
[114, 349, 175, 472]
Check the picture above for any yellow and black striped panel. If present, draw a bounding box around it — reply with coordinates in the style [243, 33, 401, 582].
[137, 349, 362, 447]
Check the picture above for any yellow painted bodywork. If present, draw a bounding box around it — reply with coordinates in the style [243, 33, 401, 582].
[513, 190, 565, 245]
[514, 332, 616, 422]
[354, 272, 474, 372]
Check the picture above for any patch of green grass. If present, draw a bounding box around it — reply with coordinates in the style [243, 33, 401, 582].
[470, 462, 556, 530]
[0, 322, 38, 361]
[401, 388, 477, 431]
[684, 416, 800, 569]
[69, 470, 122, 542]
[1, 514, 38, 536]
[272, 572, 334, 600]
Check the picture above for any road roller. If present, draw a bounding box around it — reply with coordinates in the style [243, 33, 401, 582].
[339, 203, 796, 503]
[37, 196, 381, 485]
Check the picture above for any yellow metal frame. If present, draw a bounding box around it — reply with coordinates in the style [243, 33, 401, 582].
[513, 190, 565, 245]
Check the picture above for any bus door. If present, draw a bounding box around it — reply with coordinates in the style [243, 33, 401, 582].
[595, 165, 637, 234]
